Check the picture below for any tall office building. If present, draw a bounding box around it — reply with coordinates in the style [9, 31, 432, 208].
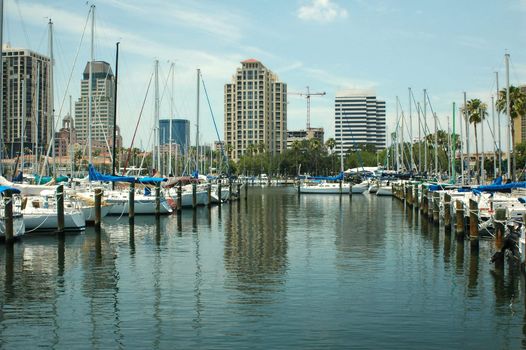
[74, 61, 116, 147]
[1, 44, 51, 158]
[334, 91, 386, 153]
[224, 59, 287, 161]
[159, 118, 190, 151]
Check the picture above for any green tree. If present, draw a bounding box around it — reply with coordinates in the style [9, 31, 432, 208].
[496, 86, 526, 180]
[462, 99, 487, 177]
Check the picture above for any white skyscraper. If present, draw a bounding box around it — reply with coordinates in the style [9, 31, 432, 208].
[334, 90, 386, 154]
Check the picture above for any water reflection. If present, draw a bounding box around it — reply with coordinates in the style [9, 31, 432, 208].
[224, 188, 288, 306]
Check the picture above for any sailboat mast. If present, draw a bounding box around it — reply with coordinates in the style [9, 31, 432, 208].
[423, 90, 427, 174]
[480, 106, 485, 183]
[434, 112, 438, 175]
[112, 42, 119, 182]
[21, 79, 25, 174]
[35, 64, 40, 175]
[88, 5, 95, 166]
[491, 95, 496, 177]
[195, 68, 200, 174]
[0, 0, 3, 175]
[496, 72, 501, 173]
[69, 95, 73, 177]
[463, 92, 469, 183]
[452, 102, 456, 181]
[169, 62, 174, 176]
[408, 88, 413, 172]
[505, 53, 511, 180]
[459, 106, 464, 185]
[48, 19, 55, 176]
[154, 59, 160, 173]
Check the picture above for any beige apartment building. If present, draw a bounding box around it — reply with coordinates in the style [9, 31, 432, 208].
[224, 59, 287, 161]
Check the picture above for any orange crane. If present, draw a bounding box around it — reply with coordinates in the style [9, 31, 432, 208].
[287, 86, 326, 130]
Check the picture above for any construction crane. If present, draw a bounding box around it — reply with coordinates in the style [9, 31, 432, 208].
[287, 86, 326, 130]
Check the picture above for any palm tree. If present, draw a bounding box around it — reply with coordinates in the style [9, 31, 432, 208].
[496, 85, 526, 180]
[462, 99, 487, 179]
[325, 138, 336, 154]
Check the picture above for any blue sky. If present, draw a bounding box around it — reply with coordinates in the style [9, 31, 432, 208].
[5, 0, 525, 152]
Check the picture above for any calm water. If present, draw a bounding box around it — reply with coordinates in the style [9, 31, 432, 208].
[1, 187, 526, 349]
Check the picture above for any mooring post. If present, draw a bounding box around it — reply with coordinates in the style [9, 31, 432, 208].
[421, 188, 427, 215]
[432, 192, 440, 224]
[444, 193, 452, 230]
[155, 182, 161, 217]
[244, 181, 248, 200]
[56, 184, 65, 234]
[177, 182, 182, 212]
[469, 198, 479, 240]
[129, 181, 135, 220]
[420, 186, 425, 212]
[207, 183, 212, 208]
[427, 191, 433, 219]
[4, 190, 14, 243]
[494, 208, 506, 251]
[192, 182, 197, 209]
[455, 200, 464, 237]
[94, 188, 102, 230]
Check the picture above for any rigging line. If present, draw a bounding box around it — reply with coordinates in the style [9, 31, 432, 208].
[124, 71, 154, 173]
[200, 73, 229, 171]
[14, 0, 31, 47]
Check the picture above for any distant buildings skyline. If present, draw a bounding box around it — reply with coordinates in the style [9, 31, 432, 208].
[159, 118, 190, 152]
[224, 59, 287, 161]
[335, 93, 386, 153]
[1, 44, 51, 158]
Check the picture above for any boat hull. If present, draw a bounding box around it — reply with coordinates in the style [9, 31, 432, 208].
[0, 214, 25, 238]
[23, 210, 86, 232]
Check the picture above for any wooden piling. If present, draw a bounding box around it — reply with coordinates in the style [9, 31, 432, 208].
[94, 188, 102, 230]
[129, 181, 135, 220]
[155, 182, 161, 217]
[177, 183, 182, 212]
[207, 183, 212, 208]
[455, 200, 464, 236]
[4, 190, 14, 243]
[494, 208, 506, 251]
[244, 181, 248, 200]
[56, 185, 65, 234]
[433, 192, 440, 224]
[192, 182, 197, 209]
[427, 191, 433, 219]
[469, 199, 479, 240]
[444, 193, 452, 230]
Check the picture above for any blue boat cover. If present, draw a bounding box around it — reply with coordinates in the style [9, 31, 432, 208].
[137, 177, 167, 184]
[474, 182, 526, 193]
[304, 172, 344, 181]
[89, 164, 135, 183]
[12, 171, 23, 182]
[0, 186, 21, 194]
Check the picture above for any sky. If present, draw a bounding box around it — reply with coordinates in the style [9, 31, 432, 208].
[4, 0, 526, 152]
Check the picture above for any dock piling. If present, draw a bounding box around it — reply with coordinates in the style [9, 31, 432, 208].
[177, 183, 182, 212]
[94, 188, 102, 230]
[192, 182, 197, 209]
[207, 183, 212, 208]
[56, 185, 65, 234]
[129, 182, 135, 221]
[469, 199, 479, 240]
[455, 200, 464, 237]
[155, 182, 161, 217]
[4, 189, 14, 243]
[432, 192, 440, 224]
[494, 208, 506, 251]
[444, 193, 451, 230]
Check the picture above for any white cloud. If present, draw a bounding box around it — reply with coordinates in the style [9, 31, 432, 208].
[297, 0, 348, 23]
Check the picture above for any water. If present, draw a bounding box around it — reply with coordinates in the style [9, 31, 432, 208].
[1, 187, 525, 349]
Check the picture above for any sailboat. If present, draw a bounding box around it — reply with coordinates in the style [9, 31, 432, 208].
[0, 186, 25, 238]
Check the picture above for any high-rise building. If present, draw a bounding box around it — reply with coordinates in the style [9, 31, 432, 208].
[159, 118, 190, 151]
[335, 91, 386, 153]
[1, 44, 51, 158]
[513, 85, 526, 145]
[74, 61, 116, 147]
[224, 59, 287, 161]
